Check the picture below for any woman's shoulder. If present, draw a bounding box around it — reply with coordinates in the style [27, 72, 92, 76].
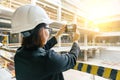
[33, 48, 47, 56]
[16, 47, 24, 53]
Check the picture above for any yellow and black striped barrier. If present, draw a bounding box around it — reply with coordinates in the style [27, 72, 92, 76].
[74, 62, 120, 80]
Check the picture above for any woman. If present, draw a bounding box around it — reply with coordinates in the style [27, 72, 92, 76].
[12, 5, 80, 80]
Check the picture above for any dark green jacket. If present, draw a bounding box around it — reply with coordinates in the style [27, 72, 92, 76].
[14, 37, 80, 80]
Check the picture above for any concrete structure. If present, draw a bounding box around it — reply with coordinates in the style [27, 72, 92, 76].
[1, 1, 120, 80]
[0, 0, 120, 47]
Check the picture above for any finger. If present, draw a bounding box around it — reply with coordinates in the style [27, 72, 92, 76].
[60, 25, 65, 30]
[61, 25, 66, 30]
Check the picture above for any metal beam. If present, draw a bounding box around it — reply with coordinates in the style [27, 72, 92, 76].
[36, 1, 57, 10]
[96, 32, 120, 37]
[0, 19, 11, 23]
[0, 28, 11, 31]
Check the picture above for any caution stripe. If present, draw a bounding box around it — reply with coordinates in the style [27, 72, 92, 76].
[116, 70, 120, 80]
[97, 66, 104, 76]
[90, 65, 99, 75]
[86, 65, 91, 73]
[102, 68, 112, 78]
[81, 64, 88, 72]
[73, 62, 79, 70]
[110, 69, 117, 80]
[74, 62, 120, 80]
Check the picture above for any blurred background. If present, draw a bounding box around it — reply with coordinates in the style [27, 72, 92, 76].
[0, 0, 120, 80]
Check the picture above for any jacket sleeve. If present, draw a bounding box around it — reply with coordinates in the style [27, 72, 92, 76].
[44, 36, 57, 50]
[46, 42, 80, 73]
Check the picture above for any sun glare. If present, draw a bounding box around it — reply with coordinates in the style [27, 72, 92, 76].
[88, 0, 120, 21]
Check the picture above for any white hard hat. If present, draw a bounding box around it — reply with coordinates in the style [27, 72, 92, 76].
[11, 4, 52, 34]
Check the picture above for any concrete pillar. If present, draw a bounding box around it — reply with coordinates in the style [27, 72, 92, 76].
[58, 35, 62, 47]
[84, 34, 88, 61]
[10, 0, 11, 8]
[84, 34, 88, 46]
[73, 14, 77, 24]
[6, 35, 9, 48]
[92, 36, 96, 46]
[18, 33, 22, 43]
[57, 5, 62, 47]
[31, 0, 37, 5]
[57, 5, 61, 21]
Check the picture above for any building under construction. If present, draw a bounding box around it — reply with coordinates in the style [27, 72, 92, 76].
[0, 0, 120, 80]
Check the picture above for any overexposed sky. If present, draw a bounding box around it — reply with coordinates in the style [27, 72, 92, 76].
[77, 0, 120, 19]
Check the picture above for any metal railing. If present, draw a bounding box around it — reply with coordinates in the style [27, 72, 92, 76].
[8, 42, 120, 46]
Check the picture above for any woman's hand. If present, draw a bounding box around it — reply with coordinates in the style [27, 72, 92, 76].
[55, 25, 66, 39]
[73, 29, 80, 43]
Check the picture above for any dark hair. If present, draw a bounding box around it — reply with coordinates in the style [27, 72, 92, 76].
[22, 23, 47, 50]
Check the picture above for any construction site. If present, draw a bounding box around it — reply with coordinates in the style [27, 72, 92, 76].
[0, 0, 120, 80]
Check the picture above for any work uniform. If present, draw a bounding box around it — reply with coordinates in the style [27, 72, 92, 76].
[14, 37, 80, 80]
